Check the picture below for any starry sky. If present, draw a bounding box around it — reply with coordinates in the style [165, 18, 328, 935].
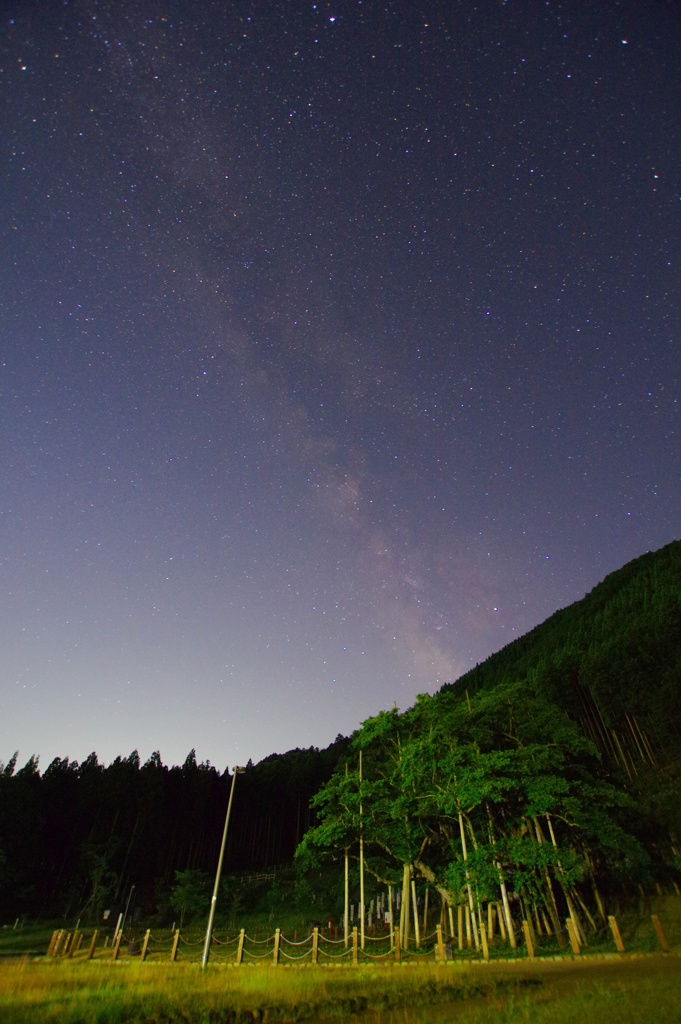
[2, 0, 679, 772]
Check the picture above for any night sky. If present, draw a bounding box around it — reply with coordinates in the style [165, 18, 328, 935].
[2, 1, 679, 772]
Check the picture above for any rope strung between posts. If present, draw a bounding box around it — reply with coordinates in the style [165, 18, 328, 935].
[279, 949, 313, 962]
[280, 934, 314, 947]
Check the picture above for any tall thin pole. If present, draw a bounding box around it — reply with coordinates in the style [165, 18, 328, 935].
[344, 763, 350, 948]
[359, 750, 365, 949]
[202, 766, 242, 968]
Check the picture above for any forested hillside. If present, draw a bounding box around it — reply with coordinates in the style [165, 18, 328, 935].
[442, 540, 681, 762]
[298, 542, 681, 941]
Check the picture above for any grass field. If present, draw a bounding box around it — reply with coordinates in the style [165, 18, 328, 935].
[0, 954, 680, 1024]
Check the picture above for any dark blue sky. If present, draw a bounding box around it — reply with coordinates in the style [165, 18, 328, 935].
[2, 0, 679, 770]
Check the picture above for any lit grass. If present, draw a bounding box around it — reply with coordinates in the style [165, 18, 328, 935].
[1, 955, 680, 1024]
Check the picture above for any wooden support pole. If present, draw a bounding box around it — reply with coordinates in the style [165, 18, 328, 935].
[566, 918, 581, 955]
[401, 863, 410, 950]
[608, 915, 625, 953]
[273, 928, 280, 965]
[87, 930, 98, 960]
[465, 905, 472, 948]
[488, 902, 494, 941]
[112, 929, 123, 961]
[140, 929, 150, 962]
[496, 902, 506, 941]
[47, 930, 59, 956]
[236, 929, 245, 965]
[62, 932, 72, 955]
[411, 879, 421, 949]
[393, 926, 400, 964]
[525, 911, 536, 949]
[522, 920, 535, 959]
[352, 926, 359, 965]
[480, 920, 490, 961]
[651, 915, 669, 953]
[447, 905, 455, 943]
[170, 929, 180, 962]
[312, 926, 319, 965]
[457, 906, 464, 951]
[436, 924, 445, 962]
[68, 931, 80, 957]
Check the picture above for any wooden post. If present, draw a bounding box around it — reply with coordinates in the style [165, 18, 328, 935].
[140, 929, 150, 962]
[447, 905, 455, 943]
[68, 931, 80, 957]
[112, 929, 123, 961]
[393, 926, 400, 963]
[496, 903, 506, 941]
[352, 926, 359, 965]
[465, 905, 472, 948]
[87, 931, 98, 960]
[170, 929, 180, 962]
[608, 915, 625, 953]
[566, 918, 581, 955]
[63, 932, 72, 955]
[312, 926, 319, 964]
[488, 903, 494, 941]
[47, 930, 59, 956]
[423, 886, 429, 935]
[236, 929, 245, 965]
[457, 906, 464, 950]
[522, 920, 535, 959]
[273, 928, 280, 965]
[436, 924, 445, 962]
[480, 920, 489, 961]
[651, 915, 669, 953]
[525, 912, 536, 949]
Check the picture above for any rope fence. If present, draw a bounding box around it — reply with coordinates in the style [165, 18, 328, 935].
[44, 903, 677, 966]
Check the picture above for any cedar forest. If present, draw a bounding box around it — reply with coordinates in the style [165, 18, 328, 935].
[1, 541, 680, 933]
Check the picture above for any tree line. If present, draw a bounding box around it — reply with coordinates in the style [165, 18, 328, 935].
[0, 738, 348, 922]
